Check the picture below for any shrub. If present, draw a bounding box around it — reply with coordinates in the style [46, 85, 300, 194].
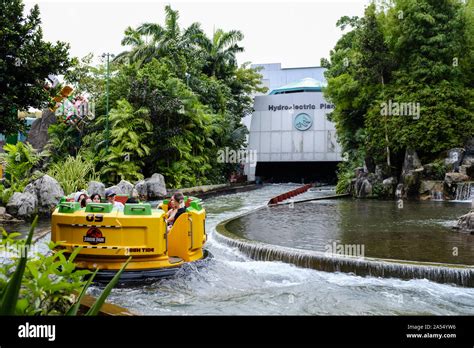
[0, 217, 130, 315]
[47, 155, 99, 195]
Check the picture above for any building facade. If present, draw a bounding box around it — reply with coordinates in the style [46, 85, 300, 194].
[245, 63, 343, 182]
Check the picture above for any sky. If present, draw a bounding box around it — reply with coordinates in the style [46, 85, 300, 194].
[24, 0, 370, 68]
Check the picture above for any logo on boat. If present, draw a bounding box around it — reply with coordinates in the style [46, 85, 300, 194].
[83, 227, 105, 245]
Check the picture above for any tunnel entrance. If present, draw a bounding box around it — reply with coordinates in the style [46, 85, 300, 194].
[255, 161, 339, 184]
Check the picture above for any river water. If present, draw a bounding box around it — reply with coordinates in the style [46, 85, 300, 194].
[88, 184, 474, 315]
[226, 194, 474, 265]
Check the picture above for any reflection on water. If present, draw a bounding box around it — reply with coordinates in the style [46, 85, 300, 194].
[1, 218, 51, 237]
[226, 199, 473, 265]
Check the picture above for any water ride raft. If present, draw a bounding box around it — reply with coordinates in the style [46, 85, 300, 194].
[51, 197, 209, 283]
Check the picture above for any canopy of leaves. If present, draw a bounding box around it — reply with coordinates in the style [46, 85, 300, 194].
[0, 0, 73, 135]
[323, 0, 473, 176]
[49, 5, 266, 188]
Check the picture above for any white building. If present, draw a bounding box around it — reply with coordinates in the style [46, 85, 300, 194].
[244, 63, 342, 182]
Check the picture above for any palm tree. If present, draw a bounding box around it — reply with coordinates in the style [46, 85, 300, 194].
[197, 29, 244, 78]
[114, 6, 203, 68]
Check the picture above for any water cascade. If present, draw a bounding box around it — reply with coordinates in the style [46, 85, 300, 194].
[216, 215, 474, 287]
[454, 182, 474, 202]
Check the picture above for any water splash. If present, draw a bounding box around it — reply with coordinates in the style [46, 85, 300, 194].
[215, 224, 474, 287]
[430, 189, 443, 201]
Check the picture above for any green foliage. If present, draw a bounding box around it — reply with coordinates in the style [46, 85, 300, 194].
[0, 216, 37, 315]
[84, 257, 131, 316]
[0, 0, 73, 135]
[0, 142, 43, 203]
[57, 5, 264, 188]
[324, 0, 474, 186]
[47, 155, 99, 195]
[335, 167, 354, 195]
[99, 99, 151, 183]
[44, 123, 82, 163]
[371, 182, 386, 198]
[0, 142, 42, 185]
[0, 218, 130, 315]
[426, 159, 447, 180]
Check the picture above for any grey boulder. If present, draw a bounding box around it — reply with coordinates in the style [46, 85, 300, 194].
[87, 181, 105, 197]
[7, 192, 38, 219]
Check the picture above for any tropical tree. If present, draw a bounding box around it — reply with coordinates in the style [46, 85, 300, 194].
[114, 5, 203, 76]
[99, 99, 152, 182]
[323, 0, 474, 192]
[197, 29, 244, 79]
[62, 5, 265, 188]
[0, 0, 73, 135]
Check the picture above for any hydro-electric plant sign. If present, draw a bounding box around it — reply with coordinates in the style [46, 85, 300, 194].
[267, 103, 334, 111]
[294, 113, 312, 131]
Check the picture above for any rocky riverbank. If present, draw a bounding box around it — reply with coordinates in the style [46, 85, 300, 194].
[0, 171, 257, 221]
[350, 139, 474, 202]
[1, 173, 167, 220]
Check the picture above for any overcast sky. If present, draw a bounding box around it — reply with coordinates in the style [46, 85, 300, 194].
[24, 0, 370, 68]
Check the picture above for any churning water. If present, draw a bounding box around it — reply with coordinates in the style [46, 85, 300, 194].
[95, 184, 474, 315]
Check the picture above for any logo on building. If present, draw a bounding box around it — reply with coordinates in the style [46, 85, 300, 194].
[294, 113, 312, 131]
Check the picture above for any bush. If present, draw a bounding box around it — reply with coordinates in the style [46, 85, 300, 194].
[0, 143, 42, 184]
[0, 142, 44, 204]
[0, 217, 130, 315]
[47, 155, 99, 195]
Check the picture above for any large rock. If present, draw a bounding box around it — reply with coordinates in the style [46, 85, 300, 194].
[444, 148, 465, 172]
[461, 155, 474, 167]
[357, 179, 372, 198]
[6, 192, 38, 219]
[400, 149, 424, 198]
[105, 185, 122, 195]
[134, 173, 167, 200]
[26, 109, 57, 151]
[87, 181, 105, 197]
[459, 164, 474, 178]
[444, 172, 470, 187]
[419, 180, 444, 200]
[134, 180, 147, 199]
[401, 167, 424, 198]
[117, 180, 134, 196]
[460, 140, 474, 178]
[375, 164, 390, 181]
[402, 149, 423, 175]
[454, 211, 474, 234]
[382, 177, 398, 197]
[24, 175, 64, 214]
[146, 173, 167, 199]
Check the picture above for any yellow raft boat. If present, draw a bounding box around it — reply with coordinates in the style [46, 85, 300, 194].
[51, 197, 209, 282]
